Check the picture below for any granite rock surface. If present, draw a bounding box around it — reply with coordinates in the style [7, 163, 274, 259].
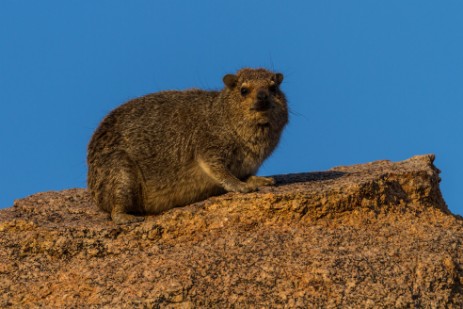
[1, 154, 462, 307]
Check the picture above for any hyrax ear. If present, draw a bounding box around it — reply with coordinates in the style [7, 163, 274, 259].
[273, 73, 284, 85]
[223, 74, 238, 89]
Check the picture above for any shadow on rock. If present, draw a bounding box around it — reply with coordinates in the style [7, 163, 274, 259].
[272, 171, 347, 185]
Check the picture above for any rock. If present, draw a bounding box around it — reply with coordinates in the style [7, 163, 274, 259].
[0, 154, 462, 307]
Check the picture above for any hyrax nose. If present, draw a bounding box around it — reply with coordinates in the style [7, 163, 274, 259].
[251, 90, 271, 111]
[257, 90, 269, 102]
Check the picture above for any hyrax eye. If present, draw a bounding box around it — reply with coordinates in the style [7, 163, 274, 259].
[240, 87, 249, 96]
[269, 85, 278, 93]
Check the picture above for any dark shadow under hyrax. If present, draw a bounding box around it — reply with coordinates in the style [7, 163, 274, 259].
[272, 171, 346, 186]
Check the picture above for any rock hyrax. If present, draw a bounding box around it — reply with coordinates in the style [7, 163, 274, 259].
[87, 68, 288, 224]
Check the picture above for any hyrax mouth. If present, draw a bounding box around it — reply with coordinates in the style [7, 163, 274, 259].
[250, 101, 273, 112]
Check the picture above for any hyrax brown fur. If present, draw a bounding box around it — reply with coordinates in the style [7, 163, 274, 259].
[87, 68, 288, 224]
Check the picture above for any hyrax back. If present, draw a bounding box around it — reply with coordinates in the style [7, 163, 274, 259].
[87, 68, 288, 224]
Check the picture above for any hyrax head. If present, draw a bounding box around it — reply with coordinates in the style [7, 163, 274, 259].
[222, 68, 288, 126]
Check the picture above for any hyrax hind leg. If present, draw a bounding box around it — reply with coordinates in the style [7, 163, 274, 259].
[99, 150, 145, 224]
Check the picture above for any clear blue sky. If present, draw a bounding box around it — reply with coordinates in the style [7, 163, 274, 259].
[1, 1, 462, 215]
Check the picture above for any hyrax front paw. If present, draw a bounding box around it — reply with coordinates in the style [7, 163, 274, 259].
[246, 176, 275, 187]
[223, 181, 258, 194]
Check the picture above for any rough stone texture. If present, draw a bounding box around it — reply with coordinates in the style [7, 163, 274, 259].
[1, 154, 462, 308]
